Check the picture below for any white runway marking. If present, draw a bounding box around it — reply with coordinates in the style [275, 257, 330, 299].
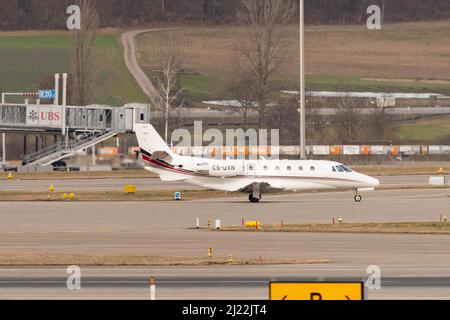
[392, 193, 450, 199]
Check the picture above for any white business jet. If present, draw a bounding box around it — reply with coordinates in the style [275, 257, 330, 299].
[135, 124, 380, 203]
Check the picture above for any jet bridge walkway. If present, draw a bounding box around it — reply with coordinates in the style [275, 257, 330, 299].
[0, 103, 150, 167]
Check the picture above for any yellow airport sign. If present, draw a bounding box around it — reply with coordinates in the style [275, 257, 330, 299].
[270, 282, 364, 301]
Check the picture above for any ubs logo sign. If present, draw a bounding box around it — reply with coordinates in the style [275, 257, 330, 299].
[28, 110, 39, 122]
[41, 111, 61, 121]
[26, 106, 63, 127]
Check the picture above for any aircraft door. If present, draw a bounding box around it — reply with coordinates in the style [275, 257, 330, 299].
[246, 162, 256, 176]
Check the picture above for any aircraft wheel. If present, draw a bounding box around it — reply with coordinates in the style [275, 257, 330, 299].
[354, 194, 362, 203]
[249, 195, 260, 203]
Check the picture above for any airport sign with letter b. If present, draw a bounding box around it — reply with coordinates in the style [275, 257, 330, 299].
[270, 282, 364, 301]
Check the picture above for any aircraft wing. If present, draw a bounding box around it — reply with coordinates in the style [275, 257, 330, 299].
[237, 181, 285, 193]
[187, 178, 286, 193]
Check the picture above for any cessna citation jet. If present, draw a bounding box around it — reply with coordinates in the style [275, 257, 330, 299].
[135, 124, 380, 203]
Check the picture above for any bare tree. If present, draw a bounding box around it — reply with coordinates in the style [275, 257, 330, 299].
[371, 107, 386, 140]
[235, 0, 295, 128]
[70, 0, 99, 106]
[335, 97, 363, 143]
[150, 55, 185, 143]
[161, 0, 166, 20]
[227, 74, 257, 129]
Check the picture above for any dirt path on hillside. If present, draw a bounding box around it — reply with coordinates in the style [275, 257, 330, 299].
[121, 29, 168, 100]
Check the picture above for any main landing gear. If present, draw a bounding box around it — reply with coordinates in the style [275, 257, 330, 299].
[249, 194, 260, 203]
[249, 183, 262, 203]
[354, 193, 362, 203]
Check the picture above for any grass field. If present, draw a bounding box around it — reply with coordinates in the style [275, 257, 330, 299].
[2, 23, 450, 143]
[393, 116, 450, 142]
[0, 30, 147, 106]
[217, 222, 450, 235]
[0, 185, 447, 202]
[3, 22, 450, 105]
[0, 170, 157, 180]
[0, 253, 329, 266]
[0, 190, 241, 202]
[135, 22, 450, 143]
[137, 21, 450, 102]
[307, 74, 450, 94]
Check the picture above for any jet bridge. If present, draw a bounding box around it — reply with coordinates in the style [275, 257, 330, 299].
[0, 103, 150, 167]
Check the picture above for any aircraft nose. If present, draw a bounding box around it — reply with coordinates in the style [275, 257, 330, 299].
[356, 173, 380, 188]
[367, 176, 380, 188]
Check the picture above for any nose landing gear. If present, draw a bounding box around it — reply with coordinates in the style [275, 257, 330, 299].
[249, 194, 260, 203]
[352, 188, 362, 202]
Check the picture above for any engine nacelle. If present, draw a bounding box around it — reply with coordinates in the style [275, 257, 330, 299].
[208, 163, 245, 177]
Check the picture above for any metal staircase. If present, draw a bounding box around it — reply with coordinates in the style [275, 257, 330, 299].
[22, 129, 117, 167]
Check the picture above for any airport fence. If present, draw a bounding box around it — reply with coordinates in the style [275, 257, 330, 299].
[170, 145, 450, 158]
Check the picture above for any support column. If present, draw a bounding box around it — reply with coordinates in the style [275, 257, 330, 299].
[54, 73, 60, 106]
[91, 145, 96, 166]
[62, 73, 67, 136]
[23, 135, 27, 162]
[35, 136, 39, 153]
[1, 133, 5, 164]
[299, 0, 307, 160]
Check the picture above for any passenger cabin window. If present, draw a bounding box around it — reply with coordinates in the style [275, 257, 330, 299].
[249, 166, 254, 171]
[310, 166, 315, 171]
[263, 166, 268, 171]
[287, 166, 292, 171]
[299, 166, 303, 171]
[275, 166, 280, 171]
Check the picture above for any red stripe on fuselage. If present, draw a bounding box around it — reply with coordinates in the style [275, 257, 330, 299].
[141, 154, 194, 175]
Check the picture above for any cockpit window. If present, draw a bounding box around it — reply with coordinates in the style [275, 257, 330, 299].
[336, 165, 352, 173]
[332, 167, 337, 172]
[342, 165, 352, 172]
